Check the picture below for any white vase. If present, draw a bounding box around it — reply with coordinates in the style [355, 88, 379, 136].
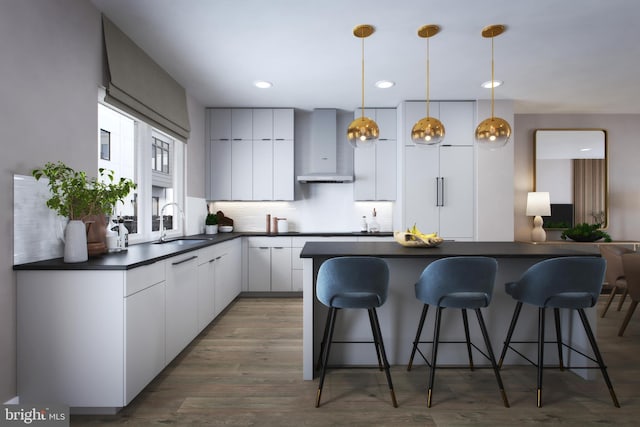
[64, 219, 88, 263]
[205, 224, 218, 235]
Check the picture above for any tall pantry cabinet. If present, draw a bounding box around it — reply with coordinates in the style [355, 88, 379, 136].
[401, 101, 475, 240]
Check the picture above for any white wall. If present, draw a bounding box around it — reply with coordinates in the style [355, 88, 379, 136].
[0, 0, 205, 402]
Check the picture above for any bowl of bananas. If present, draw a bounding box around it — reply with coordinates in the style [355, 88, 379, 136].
[394, 224, 444, 247]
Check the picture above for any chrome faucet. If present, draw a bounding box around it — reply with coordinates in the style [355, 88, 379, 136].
[159, 202, 183, 242]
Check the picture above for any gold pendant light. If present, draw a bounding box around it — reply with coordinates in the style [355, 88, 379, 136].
[411, 24, 445, 146]
[347, 24, 379, 148]
[475, 24, 511, 148]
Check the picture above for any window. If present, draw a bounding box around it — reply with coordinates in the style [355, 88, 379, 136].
[98, 102, 185, 243]
[100, 129, 111, 160]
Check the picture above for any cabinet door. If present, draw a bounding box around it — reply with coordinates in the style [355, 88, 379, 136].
[197, 255, 216, 331]
[208, 109, 231, 141]
[375, 138, 397, 200]
[231, 139, 253, 200]
[271, 246, 292, 291]
[439, 101, 474, 146]
[207, 139, 232, 200]
[273, 139, 294, 200]
[215, 240, 242, 315]
[273, 109, 294, 140]
[165, 254, 199, 362]
[404, 144, 439, 232]
[252, 140, 273, 200]
[248, 247, 271, 291]
[376, 108, 397, 141]
[231, 109, 253, 140]
[439, 146, 474, 239]
[252, 109, 273, 141]
[125, 281, 165, 403]
[353, 144, 376, 200]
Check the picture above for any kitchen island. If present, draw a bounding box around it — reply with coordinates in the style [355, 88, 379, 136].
[300, 241, 600, 380]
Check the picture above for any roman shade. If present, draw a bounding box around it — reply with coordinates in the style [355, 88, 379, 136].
[102, 15, 190, 141]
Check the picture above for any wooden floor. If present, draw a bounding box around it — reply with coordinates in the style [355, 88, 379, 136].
[72, 296, 640, 426]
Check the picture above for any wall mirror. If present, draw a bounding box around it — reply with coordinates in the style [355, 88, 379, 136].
[534, 129, 607, 228]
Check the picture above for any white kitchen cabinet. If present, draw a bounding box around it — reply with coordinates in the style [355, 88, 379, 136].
[231, 139, 253, 200]
[354, 108, 397, 201]
[231, 108, 253, 140]
[439, 101, 475, 146]
[207, 108, 294, 201]
[253, 139, 274, 200]
[125, 269, 165, 403]
[404, 145, 474, 240]
[197, 245, 218, 331]
[165, 252, 200, 363]
[248, 236, 293, 292]
[215, 238, 242, 316]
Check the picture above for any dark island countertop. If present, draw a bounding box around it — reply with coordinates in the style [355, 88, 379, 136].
[300, 240, 600, 259]
[13, 231, 393, 271]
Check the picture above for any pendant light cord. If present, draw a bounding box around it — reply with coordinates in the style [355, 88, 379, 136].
[491, 35, 495, 119]
[361, 33, 365, 120]
[426, 36, 430, 118]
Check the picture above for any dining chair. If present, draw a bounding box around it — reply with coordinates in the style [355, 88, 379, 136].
[618, 252, 640, 336]
[599, 245, 633, 317]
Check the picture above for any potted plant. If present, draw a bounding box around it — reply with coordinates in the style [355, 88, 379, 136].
[205, 212, 218, 234]
[561, 222, 612, 242]
[32, 161, 136, 262]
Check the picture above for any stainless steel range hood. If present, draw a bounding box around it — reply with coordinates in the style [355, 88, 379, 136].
[296, 109, 354, 183]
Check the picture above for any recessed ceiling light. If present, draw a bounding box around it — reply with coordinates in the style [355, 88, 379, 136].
[254, 80, 273, 89]
[374, 80, 395, 89]
[481, 80, 503, 89]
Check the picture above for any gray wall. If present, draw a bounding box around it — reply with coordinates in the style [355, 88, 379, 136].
[0, 0, 204, 402]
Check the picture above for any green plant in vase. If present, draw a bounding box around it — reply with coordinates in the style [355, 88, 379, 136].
[205, 212, 218, 234]
[33, 161, 136, 260]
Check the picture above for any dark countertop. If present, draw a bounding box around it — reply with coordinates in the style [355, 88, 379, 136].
[300, 240, 601, 259]
[13, 231, 393, 271]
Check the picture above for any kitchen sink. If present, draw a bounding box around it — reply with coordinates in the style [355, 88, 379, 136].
[153, 238, 208, 245]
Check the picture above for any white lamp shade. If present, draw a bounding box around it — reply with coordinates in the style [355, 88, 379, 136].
[526, 192, 551, 216]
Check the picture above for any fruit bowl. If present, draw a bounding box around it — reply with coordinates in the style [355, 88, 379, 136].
[219, 225, 234, 233]
[394, 231, 443, 248]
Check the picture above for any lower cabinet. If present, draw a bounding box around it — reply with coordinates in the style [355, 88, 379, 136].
[16, 239, 242, 413]
[165, 253, 200, 363]
[248, 237, 292, 291]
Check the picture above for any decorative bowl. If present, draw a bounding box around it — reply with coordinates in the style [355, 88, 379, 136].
[219, 225, 234, 233]
[393, 231, 443, 247]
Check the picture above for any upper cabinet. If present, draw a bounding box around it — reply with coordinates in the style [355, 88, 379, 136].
[206, 108, 295, 201]
[353, 108, 397, 201]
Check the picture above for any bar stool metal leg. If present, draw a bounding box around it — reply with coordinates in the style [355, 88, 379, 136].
[577, 308, 620, 408]
[316, 307, 338, 408]
[462, 308, 474, 371]
[427, 307, 444, 408]
[368, 309, 384, 371]
[499, 301, 523, 368]
[553, 308, 564, 371]
[369, 307, 398, 408]
[316, 307, 333, 371]
[407, 304, 429, 371]
[537, 307, 545, 408]
[475, 308, 510, 407]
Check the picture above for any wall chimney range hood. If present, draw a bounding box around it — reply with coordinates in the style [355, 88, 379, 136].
[296, 109, 354, 183]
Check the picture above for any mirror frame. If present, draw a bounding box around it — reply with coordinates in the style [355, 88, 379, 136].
[533, 128, 608, 229]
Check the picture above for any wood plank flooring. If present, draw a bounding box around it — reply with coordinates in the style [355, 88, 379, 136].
[72, 296, 640, 426]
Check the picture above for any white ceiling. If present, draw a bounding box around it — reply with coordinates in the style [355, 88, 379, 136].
[90, 0, 640, 114]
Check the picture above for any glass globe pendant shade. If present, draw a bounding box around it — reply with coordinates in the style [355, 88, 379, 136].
[411, 117, 445, 145]
[347, 116, 379, 148]
[474, 116, 511, 148]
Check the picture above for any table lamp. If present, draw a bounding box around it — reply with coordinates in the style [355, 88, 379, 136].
[526, 192, 551, 242]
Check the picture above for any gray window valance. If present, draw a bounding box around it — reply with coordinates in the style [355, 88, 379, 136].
[102, 15, 190, 141]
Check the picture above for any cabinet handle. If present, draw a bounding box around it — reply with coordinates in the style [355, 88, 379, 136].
[440, 177, 445, 207]
[275, 138, 285, 141]
[274, 247, 284, 249]
[261, 138, 272, 141]
[208, 258, 216, 264]
[259, 247, 269, 249]
[215, 256, 222, 260]
[232, 138, 242, 141]
[435, 177, 440, 207]
[172, 255, 198, 266]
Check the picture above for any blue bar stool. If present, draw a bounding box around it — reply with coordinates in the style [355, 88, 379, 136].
[315, 256, 397, 408]
[407, 256, 509, 408]
[498, 256, 620, 408]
